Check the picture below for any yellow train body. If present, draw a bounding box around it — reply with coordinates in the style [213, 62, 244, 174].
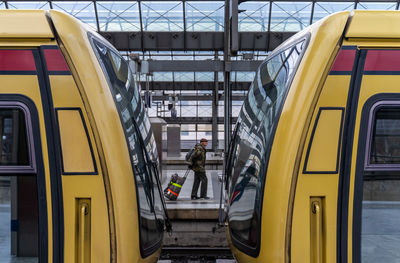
[0, 10, 165, 263]
[226, 10, 400, 263]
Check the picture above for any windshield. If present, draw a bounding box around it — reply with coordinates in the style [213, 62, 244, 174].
[90, 38, 164, 256]
[226, 40, 306, 255]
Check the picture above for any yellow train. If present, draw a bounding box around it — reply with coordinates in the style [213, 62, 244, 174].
[225, 10, 400, 263]
[0, 10, 169, 263]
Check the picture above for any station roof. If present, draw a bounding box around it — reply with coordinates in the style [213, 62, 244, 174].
[1, 0, 399, 52]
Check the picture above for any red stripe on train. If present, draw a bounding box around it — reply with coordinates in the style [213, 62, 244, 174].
[330, 49, 356, 72]
[0, 50, 36, 71]
[364, 50, 400, 71]
[44, 49, 70, 72]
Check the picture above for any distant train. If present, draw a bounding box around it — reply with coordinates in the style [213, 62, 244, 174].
[225, 10, 400, 263]
[0, 10, 169, 262]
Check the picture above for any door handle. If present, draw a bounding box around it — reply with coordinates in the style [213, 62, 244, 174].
[77, 199, 91, 263]
[311, 198, 323, 263]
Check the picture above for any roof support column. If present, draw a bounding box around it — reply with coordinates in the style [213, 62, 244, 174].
[224, 0, 233, 158]
[212, 52, 219, 152]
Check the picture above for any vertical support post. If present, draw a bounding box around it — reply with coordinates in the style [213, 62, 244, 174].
[183, 1, 187, 50]
[138, 1, 144, 53]
[309, 1, 316, 26]
[230, 0, 239, 54]
[224, 0, 232, 158]
[212, 52, 219, 152]
[93, 1, 100, 32]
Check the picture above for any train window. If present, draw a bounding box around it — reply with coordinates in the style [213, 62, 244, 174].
[0, 109, 29, 166]
[91, 37, 164, 256]
[227, 39, 307, 255]
[369, 107, 400, 165]
[0, 104, 36, 174]
[358, 102, 400, 262]
[56, 108, 96, 174]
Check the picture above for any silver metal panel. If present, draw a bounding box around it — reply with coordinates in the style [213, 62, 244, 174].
[167, 124, 181, 157]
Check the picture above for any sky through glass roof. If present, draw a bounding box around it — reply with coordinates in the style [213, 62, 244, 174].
[97, 1, 141, 31]
[0, 0, 399, 34]
[52, 1, 97, 30]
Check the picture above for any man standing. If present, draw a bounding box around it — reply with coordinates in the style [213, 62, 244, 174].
[190, 138, 209, 200]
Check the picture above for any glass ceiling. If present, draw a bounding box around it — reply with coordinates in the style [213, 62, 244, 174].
[1, 0, 398, 33]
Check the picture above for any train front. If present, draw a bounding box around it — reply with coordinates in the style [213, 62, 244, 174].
[224, 11, 350, 263]
[50, 10, 170, 263]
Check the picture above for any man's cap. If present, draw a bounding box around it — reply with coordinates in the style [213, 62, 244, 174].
[200, 138, 208, 142]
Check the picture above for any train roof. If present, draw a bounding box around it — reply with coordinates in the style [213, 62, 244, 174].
[346, 10, 400, 39]
[0, 10, 53, 39]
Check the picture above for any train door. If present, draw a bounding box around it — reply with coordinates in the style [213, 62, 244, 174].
[0, 49, 56, 262]
[341, 49, 400, 263]
[39, 45, 111, 262]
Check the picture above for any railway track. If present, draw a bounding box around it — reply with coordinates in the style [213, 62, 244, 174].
[160, 247, 235, 263]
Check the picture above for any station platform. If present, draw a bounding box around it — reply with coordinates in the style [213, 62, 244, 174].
[161, 163, 229, 250]
[160, 151, 224, 220]
[161, 169, 223, 220]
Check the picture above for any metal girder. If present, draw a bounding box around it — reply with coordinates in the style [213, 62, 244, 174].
[240, 32, 295, 51]
[147, 60, 262, 72]
[162, 117, 237, 124]
[101, 31, 224, 51]
[100, 31, 296, 52]
[150, 95, 246, 101]
[139, 81, 251, 90]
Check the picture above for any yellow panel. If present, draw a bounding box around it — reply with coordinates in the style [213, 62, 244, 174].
[57, 110, 94, 173]
[291, 74, 350, 263]
[346, 11, 400, 39]
[0, 10, 53, 39]
[49, 76, 84, 108]
[306, 109, 343, 172]
[62, 176, 110, 263]
[48, 74, 111, 262]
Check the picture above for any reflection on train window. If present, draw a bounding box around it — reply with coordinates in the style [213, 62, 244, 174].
[91, 39, 164, 255]
[0, 109, 29, 166]
[362, 106, 400, 263]
[370, 107, 400, 164]
[227, 40, 305, 252]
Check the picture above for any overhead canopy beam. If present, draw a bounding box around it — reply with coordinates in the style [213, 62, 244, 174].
[146, 60, 262, 72]
[139, 81, 251, 90]
[100, 31, 296, 52]
[162, 117, 238, 124]
[149, 95, 246, 101]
